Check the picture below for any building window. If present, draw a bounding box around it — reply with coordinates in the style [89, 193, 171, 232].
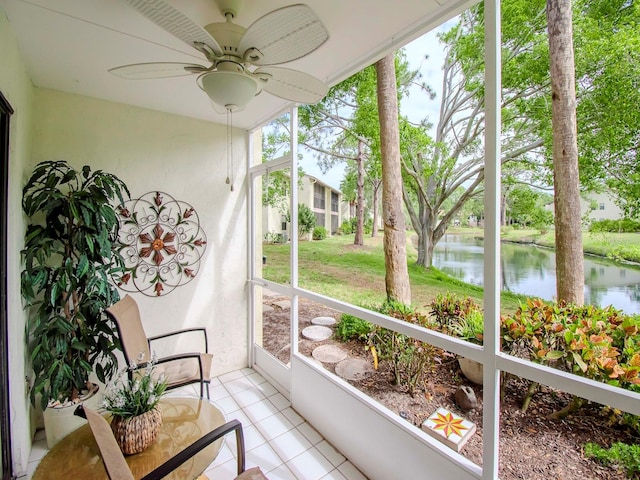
[331, 192, 339, 213]
[599, 203, 605, 210]
[314, 183, 325, 210]
[315, 212, 325, 227]
[281, 215, 287, 232]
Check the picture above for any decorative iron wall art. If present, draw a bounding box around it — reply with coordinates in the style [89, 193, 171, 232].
[115, 191, 207, 296]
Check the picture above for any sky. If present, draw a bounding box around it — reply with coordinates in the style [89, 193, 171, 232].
[299, 22, 453, 191]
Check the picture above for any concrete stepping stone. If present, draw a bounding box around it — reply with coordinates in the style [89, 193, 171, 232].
[273, 300, 291, 309]
[262, 304, 274, 313]
[262, 288, 281, 298]
[335, 358, 373, 381]
[301, 325, 332, 341]
[311, 316, 336, 326]
[312, 344, 348, 364]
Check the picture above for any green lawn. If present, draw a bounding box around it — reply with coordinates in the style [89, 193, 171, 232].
[261, 227, 640, 316]
[262, 233, 526, 314]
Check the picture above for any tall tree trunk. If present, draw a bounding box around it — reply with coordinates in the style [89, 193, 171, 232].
[354, 140, 365, 246]
[371, 180, 381, 237]
[547, 0, 584, 304]
[376, 54, 411, 305]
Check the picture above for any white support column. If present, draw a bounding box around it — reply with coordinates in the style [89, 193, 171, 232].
[290, 107, 300, 356]
[482, 0, 502, 479]
[247, 130, 256, 366]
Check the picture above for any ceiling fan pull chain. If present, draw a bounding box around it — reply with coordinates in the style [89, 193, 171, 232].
[225, 107, 234, 192]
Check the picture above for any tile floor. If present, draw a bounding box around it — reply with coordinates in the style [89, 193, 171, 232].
[23, 367, 369, 480]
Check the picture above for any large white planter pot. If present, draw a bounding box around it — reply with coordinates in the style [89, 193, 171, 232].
[43, 385, 102, 449]
[458, 357, 483, 385]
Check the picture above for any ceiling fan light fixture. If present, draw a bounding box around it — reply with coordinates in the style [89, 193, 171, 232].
[198, 69, 258, 111]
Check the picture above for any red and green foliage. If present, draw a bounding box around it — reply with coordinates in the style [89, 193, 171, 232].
[501, 299, 640, 391]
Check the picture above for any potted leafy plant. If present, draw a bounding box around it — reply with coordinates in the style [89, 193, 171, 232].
[20, 160, 129, 446]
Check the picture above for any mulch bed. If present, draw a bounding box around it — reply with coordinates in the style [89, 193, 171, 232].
[261, 295, 638, 480]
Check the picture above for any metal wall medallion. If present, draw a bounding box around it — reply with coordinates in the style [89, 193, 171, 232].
[115, 191, 207, 296]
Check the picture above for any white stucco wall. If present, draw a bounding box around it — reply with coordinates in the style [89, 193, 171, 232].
[1, 43, 250, 473]
[1, 9, 35, 476]
[30, 88, 249, 378]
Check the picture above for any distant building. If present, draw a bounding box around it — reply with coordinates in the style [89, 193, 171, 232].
[580, 192, 623, 222]
[262, 175, 350, 241]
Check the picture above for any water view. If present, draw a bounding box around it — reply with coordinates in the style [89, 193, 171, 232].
[433, 234, 640, 314]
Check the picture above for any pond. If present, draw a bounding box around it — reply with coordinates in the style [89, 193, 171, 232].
[433, 234, 640, 314]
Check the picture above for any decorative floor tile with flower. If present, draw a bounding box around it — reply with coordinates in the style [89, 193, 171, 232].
[421, 407, 476, 452]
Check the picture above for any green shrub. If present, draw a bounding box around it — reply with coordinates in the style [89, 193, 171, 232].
[501, 299, 640, 391]
[368, 301, 437, 394]
[297, 203, 316, 238]
[584, 442, 640, 478]
[339, 219, 353, 234]
[429, 293, 484, 344]
[335, 314, 373, 341]
[312, 226, 327, 240]
[589, 219, 640, 233]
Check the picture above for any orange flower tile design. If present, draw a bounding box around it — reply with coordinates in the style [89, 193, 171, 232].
[430, 411, 469, 438]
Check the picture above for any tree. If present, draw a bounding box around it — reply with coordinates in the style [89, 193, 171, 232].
[506, 185, 553, 229]
[377, 53, 411, 304]
[547, 0, 584, 304]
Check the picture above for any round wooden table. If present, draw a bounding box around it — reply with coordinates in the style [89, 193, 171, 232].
[32, 397, 226, 480]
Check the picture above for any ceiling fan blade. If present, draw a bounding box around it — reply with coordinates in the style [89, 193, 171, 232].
[255, 67, 328, 104]
[124, 0, 223, 56]
[109, 62, 206, 79]
[239, 4, 328, 66]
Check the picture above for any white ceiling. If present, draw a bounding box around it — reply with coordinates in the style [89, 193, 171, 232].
[1, 0, 473, 130]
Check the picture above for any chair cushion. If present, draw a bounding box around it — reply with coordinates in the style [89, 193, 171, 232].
[156, 353, 212, 386]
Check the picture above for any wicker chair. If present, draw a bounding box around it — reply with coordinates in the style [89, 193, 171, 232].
[74, 405, 267, 480]
[106, 294, 212, 398]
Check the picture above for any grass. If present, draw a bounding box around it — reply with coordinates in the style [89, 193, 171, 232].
[262, 232, 526, 314]
[262, 226, 640, 315]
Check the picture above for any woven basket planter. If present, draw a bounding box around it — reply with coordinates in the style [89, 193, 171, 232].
[110, 408, 163, 455]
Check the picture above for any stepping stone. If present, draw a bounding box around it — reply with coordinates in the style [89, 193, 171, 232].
[311, 316, 336, 326]
[301, 325, 332, 341]
[335, 358, 373, 381]
[312, 344, 348, 364]
[262, 289, 281, 298]
[421, 407, 476, 452]
[273, 300, 291, 309]
[262, 304, 274, 313]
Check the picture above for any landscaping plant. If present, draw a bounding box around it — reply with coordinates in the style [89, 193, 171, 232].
[584, 442, 640, 479]
[21, 160, 129, 408]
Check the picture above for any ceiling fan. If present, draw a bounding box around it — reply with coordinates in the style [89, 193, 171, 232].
[111, 0, 330, 112]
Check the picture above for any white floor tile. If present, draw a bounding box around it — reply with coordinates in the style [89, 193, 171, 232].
[28, 439, 48, 463]
[205, 457, 238, 478]
[225, 376, 256, 395]
[242, 424, 268, 452]
[243, 399, 280, 423]
[281, 407, 304, 427]
[217, 370, 245, 383]
[265, 464, 297, 480]
[246, 442, 283, 473]
[256, 381, 278, 397]
[269, 428, 312, 463]
[209, 383, 231, 402]
[233, 387, 266, 408]
[338, 461, 369, 480]
[246, 371, 267, 386]
[296, 422, 323, 445]
[213, 395, 241, 416]
[254, 412, 295, 441]
[321, 470, 348, 480]
[268, 392, 291, 411]
[316, 440, 346, 467]
[286, 447, 334, 480]
[208, 441, 234, 468]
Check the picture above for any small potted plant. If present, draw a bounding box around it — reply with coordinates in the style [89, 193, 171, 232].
[20, 160, 130, 447]
[102, 357, 168, 455]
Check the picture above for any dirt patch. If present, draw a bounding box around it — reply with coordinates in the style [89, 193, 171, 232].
[261, 294, 638, 480]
